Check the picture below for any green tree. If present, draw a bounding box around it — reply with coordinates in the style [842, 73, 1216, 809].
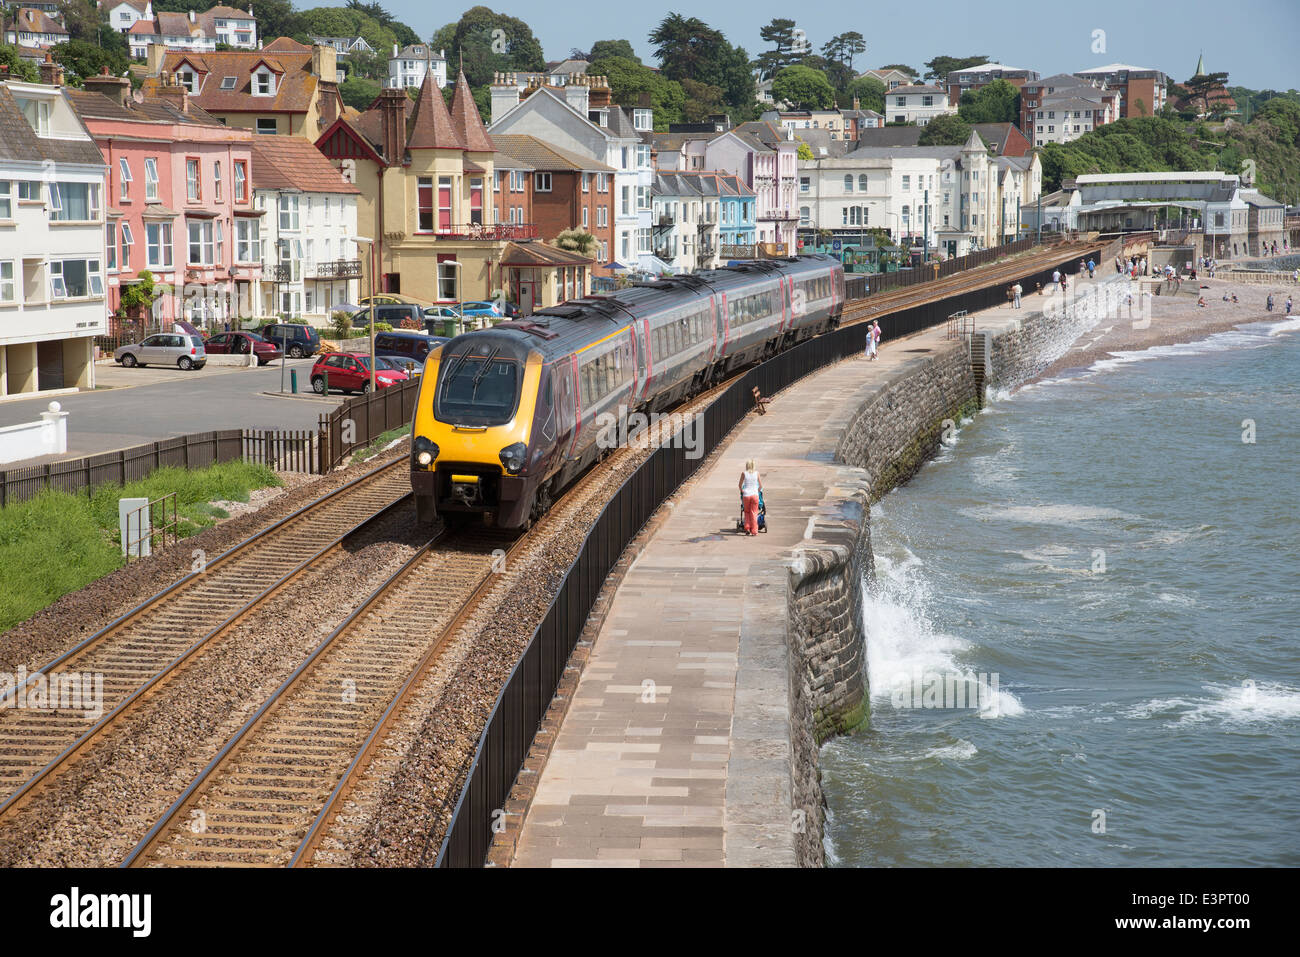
[441, 5, 545, 89]
[771, 64, 835, 110]
[0, 43, 39, 82]
[821, 31, 866, 74]
[589, 39, 638, 63]
[588, 55, 685, 129]
[796, 139, 814, 160]
[119, 271, 159, 318]
[958, 78, 1019, 123]
[753, 17, 805, 80]
[554, 228, 597, 255]
[918, 112, 973, 146]
[339, 76, 381, 110]
[58, 0, 103, 43]
[51, 39, 130, 86]
[680, 77, 726, 122]
[924, 54, 989, 82]
[839, 75, 886, 113]
[1183, 70, 1231, 116]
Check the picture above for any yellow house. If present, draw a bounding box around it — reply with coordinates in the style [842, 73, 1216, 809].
[316, 72, 538, 306]
[142, 38, 344, 141]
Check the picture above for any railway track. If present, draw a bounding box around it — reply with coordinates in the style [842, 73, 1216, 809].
[842, 240, 1098, 325]
[0, 458, 411, 824]
[123, 445, 634, 868]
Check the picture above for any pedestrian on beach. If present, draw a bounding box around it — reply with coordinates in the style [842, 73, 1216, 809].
[1287, 297, 1294, 315]
[1232, 293, 1238, 303]
[1012, 282, 1022, 308]
[1197, 295, 1206, 307]
[739, 460, 762, 536]
[1116, 255, 1124, 274]
[1266, 294, 1274, 312]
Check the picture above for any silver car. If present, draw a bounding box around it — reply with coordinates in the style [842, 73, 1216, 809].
[114, 333, 207, 370]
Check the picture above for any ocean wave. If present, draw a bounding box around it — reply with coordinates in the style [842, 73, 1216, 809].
[1123, 682, 1300, 726]
[919, 739, 978, 761]
[961, 504, 1140, 526]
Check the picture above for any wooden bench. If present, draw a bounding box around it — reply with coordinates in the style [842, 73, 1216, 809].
[752, 387, 772, 415]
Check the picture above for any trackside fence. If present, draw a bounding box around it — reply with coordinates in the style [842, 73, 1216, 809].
[319, 378, 421, 472]
[434, 241, 1105, 866]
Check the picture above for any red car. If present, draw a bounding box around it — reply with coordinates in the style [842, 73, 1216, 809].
[310, 352, 407, 394]
[204, 331, 282, 364]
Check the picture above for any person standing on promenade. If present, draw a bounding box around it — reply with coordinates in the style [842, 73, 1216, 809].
[1087, 259, 1095, 278]
[870, 320, 882, 358]
[1012, 282, 1022, 308]
[739, 460, 762, 536]
[1052, 268, 1061, 290]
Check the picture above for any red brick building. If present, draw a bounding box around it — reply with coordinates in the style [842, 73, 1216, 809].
[1073, 63, 1168, 118]
[489, 134, 615, 263]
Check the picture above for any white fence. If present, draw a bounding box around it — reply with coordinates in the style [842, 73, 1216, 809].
[0, 402, 69, 465]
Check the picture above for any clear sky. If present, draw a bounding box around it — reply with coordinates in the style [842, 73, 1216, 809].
[372, 0, 1300, 92]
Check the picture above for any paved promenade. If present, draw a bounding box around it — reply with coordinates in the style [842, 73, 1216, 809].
[509, 279, 1101, 867]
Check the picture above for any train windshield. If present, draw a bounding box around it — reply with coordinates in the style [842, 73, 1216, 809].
[435, 344, 523, 426]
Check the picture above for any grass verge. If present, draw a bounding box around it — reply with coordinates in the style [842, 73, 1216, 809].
[0, 461, 280, 634]
[349, 424, 411, 466]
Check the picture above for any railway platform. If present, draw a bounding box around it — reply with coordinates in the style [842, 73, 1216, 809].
[508, 275, 1113, 867]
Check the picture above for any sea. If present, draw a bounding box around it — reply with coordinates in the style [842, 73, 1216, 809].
[821, 314, 1300, 867]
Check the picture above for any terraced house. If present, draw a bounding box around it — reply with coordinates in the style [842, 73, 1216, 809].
[316, 73, 530, 308]
[650, 170, 754, 272]
[3, 7, 68, 48]
[143, 38, 344, 140]
[70, 69, 261, 329]
[0, 71, 106, 396]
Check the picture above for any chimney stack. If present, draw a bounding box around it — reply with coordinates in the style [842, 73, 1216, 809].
[39, 53, 63, 87]
[156, 76, 189, 113]
[379, 87, 406, 166]
[84, 65, 133, 107]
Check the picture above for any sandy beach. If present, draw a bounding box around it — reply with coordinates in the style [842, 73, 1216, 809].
[1042, 275, 1298, 378]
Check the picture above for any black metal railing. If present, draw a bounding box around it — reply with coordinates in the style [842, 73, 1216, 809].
[308, 259, 363, 280]
[318, 377, 421, 472]
[433, 239, 1107, 867]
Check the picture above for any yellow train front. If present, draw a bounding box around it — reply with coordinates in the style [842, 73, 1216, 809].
[410, 330, 552, 529]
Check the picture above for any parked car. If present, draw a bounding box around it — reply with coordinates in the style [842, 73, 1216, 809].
[260, 323, 321, 358]
[373, 330, 448, 369]
[203, 331, 282, 364]
[349, 303, 429, 331]
[357, 293, 432, 308]
[458, 300, 503, 318]
[114, 333, 206, 370]
[309, 352, 407, 394]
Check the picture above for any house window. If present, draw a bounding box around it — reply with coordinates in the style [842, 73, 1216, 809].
[843, 174, 853, 192]
[494, 171, 502, 192]
[234, 160, 247, 201]
[257, 118, 277, 134]
[637, 145, 651, 168]
[535, 172, 552, 192]
[922, 95, 933, 106]
[236, 219, 258, 261]
[800, 176, 809, 193]
[582, 172, 589, 192]
[254, 70, 273, 95]
[597, 206, 607, 227]
[621, 185, 630, 215]
[186, 159, 200, 201]
[470, 177, 483, 225]
[144, 157, 159, 201]
[437, 260, 457, 300]
[896, 96, 906, 106]
[323, 196, 331, 224]
[633, 108, 652, 131]
[146, 222, 174, 268]
[119, 158, 133, 201]
[178, 69, 196, 93]
[859, 174, 868, 191]
[17, 181, 41, 202]
[221, 76, 237, 90]
[0, 261, 13, 303]
[215, 220, 224, 263]
[596, 173, 608, 192]
[902, 175, 910, 190]
[438, 177, 452, 231]
[278, 194, 299, 231]
[187, 220, 214, 264]
[799, 206, 809, 226]
[213, 162, 222, 201]
[49, 259, 103, 298]
[120, 223, 133, 269]
[49, 182, 100, 221]
[105, 223, 116, 271]
[582, 206, 588, 228]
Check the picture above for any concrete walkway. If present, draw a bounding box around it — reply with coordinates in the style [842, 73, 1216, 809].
[509, 277, 1104, 867]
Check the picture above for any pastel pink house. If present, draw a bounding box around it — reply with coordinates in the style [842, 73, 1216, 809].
[69, 72, 261, 327]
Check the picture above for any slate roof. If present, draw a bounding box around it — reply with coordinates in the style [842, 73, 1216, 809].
[67, 87, 227, 127]
[406, 73, 463, 150]
[888, 84, 946, 95]
[450, 72, 493, 152]
[0, 84, 104, 166]
[500, 241, 593, 266]
[6, 8, 67, 36]
[851, 126, 924, 148]
[247, 136, 358, 193]
[488, 134, 612, 172]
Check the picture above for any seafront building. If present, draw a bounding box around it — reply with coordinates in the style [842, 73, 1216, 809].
[0, 70, 107, 396]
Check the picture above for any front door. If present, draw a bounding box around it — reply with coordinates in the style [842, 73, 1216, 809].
[519, 278, 538, 316]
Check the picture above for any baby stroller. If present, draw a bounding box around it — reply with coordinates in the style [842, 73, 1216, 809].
[736, 490, 768, 533]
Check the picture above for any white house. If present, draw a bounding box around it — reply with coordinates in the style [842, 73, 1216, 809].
[651, 171, 727, 273]
[883, 84, 955, 127]
[311, 36, 375, 58]
[247, 136, 360, 321]
[128, 11, 215, 59]
[102, 0, 152, 35]
[200, 6, 257, 50]
[388, 45, 447, 90]
[4, 8, 69, 49]
[0, 75, 108, 396]
[489, 74, 653, 273]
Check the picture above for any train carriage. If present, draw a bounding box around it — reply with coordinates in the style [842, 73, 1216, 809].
[410, 255, 845, 529]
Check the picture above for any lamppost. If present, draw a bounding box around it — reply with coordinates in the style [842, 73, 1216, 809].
[347, 234, 377, 392]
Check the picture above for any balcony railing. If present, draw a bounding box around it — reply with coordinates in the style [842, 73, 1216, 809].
[720, 244, 756, 259]
[307, 259, 362, 280]
[655, 213, 675, 227]
[437, 223, 539, 241]
[757, 209, 799, 221]
[653, 247, 675, 262]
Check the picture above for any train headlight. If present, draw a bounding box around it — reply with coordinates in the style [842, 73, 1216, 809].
[499, 442, 527, 475]
[412, 437, 438, 469]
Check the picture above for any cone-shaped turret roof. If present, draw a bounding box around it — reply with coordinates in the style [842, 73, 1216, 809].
[406, 72, 464, 150]
[451, 71, 494, 153]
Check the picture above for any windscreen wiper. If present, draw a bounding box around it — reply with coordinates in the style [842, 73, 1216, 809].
[470, 347, 500, 396]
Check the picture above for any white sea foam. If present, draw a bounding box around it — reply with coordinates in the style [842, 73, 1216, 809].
[920, 739, 978, 761]
[960, 504, 1139, 526]
[1123, 682, 1300, 726]
[862, 549, 1024, 719]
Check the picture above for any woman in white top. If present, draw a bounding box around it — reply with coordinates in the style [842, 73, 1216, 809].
[739, 460, 762, 536]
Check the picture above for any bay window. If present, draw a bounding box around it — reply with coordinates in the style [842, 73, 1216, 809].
[235, 218, 259, 261]
[417, 176, 433, 231]
[187, 220, 214, 265]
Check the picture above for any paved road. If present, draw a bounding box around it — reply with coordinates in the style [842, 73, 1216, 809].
[0, 358, 343, 463]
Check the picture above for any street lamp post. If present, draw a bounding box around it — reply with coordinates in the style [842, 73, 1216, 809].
[347, 234, 377, 392]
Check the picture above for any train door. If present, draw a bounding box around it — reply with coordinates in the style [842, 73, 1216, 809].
[558, 357, 578, 460]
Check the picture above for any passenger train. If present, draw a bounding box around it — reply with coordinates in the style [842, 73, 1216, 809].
[410, 255, 846, 529]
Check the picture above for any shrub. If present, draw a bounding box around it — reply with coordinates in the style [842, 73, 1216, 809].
[399, 317, 421, 329]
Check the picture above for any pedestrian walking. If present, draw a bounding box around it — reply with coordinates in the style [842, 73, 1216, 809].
[1287, 297, 1293, 315]
[1012, 282, 1022, 308]
[870, 320, 882, 358]
[739, 460, 763, 537]
[1266, 294, 1274, 312]
[1087, 258, 1095, 278]
[1052, 268, 1061, 290]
